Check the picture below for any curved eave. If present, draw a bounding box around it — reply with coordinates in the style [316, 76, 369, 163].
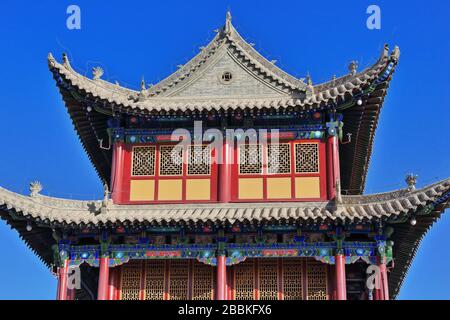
[48, 46, 397, 113]
[49, 62, 112, 183]
[1, 178, 447, 227]
[389, 198, 450, 299]
[1, 178, 449, 298]
[340, 72, 398, 194]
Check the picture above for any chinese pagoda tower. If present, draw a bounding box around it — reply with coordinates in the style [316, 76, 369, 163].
[1, 12, 449, 300]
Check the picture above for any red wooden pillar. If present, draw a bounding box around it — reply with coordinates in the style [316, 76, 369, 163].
[326, 135, 341, 200]
[57, 259, 70, 300]
[108, 268, 119, 300]
[111, 142, 124, 204]
[97, 257, 110, 300]
[216, 256, 227, 300]
[326, 136, 336, 200]
[379, 258, 389, 300]
[218, 140, 231, 202]
[226, 268, 232, 300]
[335, 254, 347, 300]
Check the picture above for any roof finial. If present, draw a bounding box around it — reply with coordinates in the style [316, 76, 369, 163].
[102, 180, 110, 208]
[140, 76, 146, 91]
[391, 45, 401, 61]
[92, 67, 104, 80]
[348, 60, 358, 75]
[306, 72, 313, 86]
[405, 174, 418, 191]
[225, 10, 232, 34]
[62, 53, 71, 68]
[29, 181, 43, 197]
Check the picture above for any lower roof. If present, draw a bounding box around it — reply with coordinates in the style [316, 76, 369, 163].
[0, 178, 449, 299]
[1, 179, 448, 226]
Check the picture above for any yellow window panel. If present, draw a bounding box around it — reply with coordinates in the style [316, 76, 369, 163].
[238, 178, 263, 199]
[158, 179, 183, 201]
[267, 177, 292, 199]
[186, 179, 211, 200]
[130, 180, 155, 201]
[295, 177, 321, 199]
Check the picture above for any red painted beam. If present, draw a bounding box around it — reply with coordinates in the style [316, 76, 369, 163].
[335, 254, 347, 300]
[97, 257, 110, 300]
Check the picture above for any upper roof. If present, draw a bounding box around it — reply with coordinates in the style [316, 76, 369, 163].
[0, 178, 449, 299]
[48, 12, 400, 194]
[48, 12, 399, 113]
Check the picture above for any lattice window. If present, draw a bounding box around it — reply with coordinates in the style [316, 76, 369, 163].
[267, 143, 291, 174]
[306, 260, 327, 300]
[144, 260, 165, 300]
[168, 260, 189, 300]
[258, 259, 279, 300]
[159, 145, 183, 176]
[192, 261, 213, 300]
[132, 146, 156, 176]
[295, 143, 319, 173]
[239, 144, 262, 174]
[120, 262, 142, 300]
[234, 260, 255, 300]
[188, 145, 211, 175]
[282, 259, 303, 300]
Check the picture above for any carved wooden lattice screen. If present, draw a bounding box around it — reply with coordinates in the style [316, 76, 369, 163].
[258, 259, 279, 300]
[295, 143, 319, 173]
[120, 261, 142, 300]
[167, 260, 189, 300]
[282, 258, 303, 300]
[234, 259, 255, 300]
[132, 146, 156, 176]
[191, 260, 214, 300]
[239, 144, 262, 174]
[267, 143, 291, 174]
[188, 145, 211, 175]
[306, 260, 328, 300]
[144, 260, 165, 300]
[159, 145, 183, 176]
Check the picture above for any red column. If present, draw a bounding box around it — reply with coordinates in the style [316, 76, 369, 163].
[326, 135, 341, 200]
[57, 259, 70, 300]
[226, 268, 232, 300]
[97, 257, 110, 300]
[379, 259, 389, 300]
[335, 254, 347, 300]
[108, 268, 119, 300]
[216, 256, 227, 300]
[111, 142, 124, 204]
[219, 140, 231, 202]
[326, 136, 336, 200]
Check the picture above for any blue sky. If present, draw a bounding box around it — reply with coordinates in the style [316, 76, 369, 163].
[0, 0, 449, 299]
